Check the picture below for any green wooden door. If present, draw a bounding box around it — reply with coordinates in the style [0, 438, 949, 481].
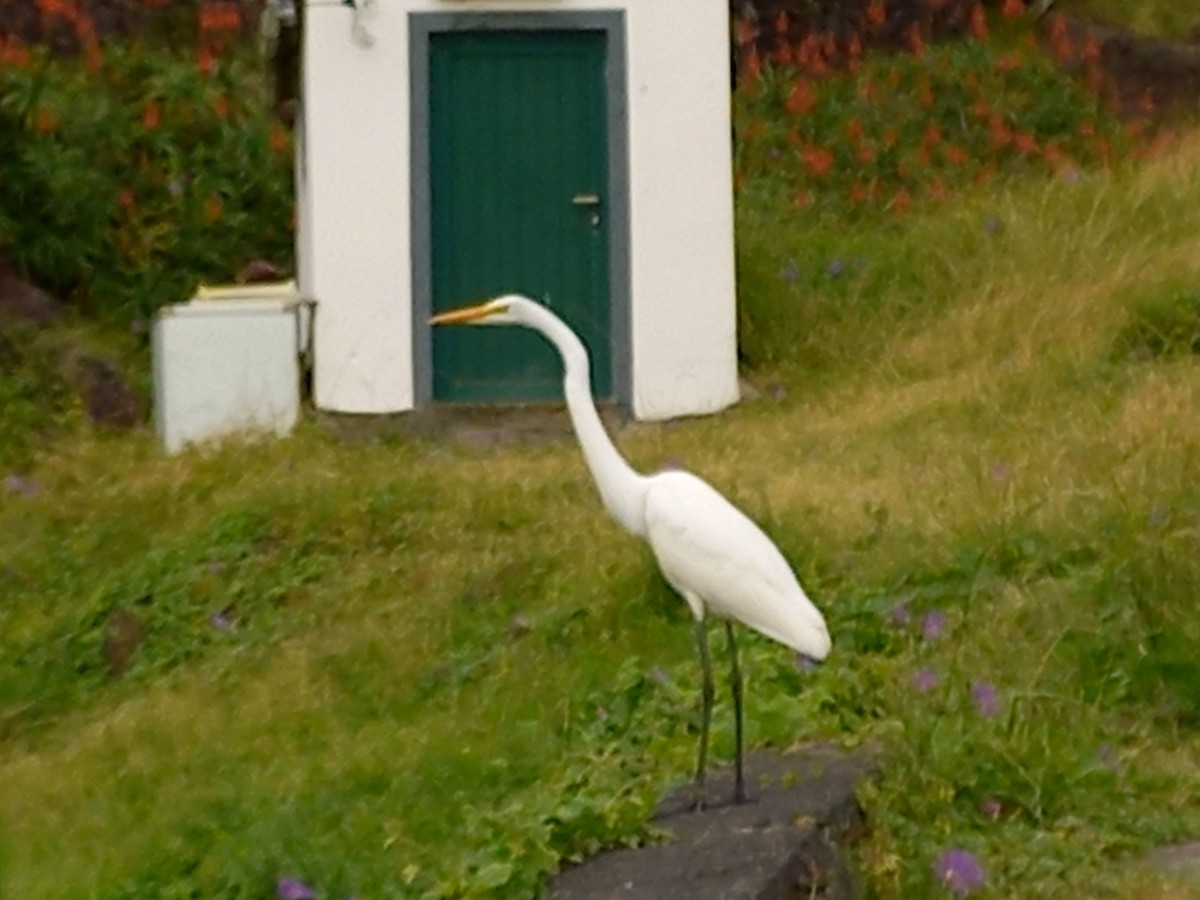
[429, 29, 611, 403]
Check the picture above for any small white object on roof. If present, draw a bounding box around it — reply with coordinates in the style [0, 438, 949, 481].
[153, 282, 301, 454]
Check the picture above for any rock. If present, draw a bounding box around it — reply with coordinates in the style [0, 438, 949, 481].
[1146, 842, 1200, 882]
[550, 745, 875, 900]
[237, 259, 287, 284]
[0, 260, 63, 326]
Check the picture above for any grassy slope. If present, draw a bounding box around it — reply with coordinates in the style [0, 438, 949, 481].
[2, 124, 1200, 900]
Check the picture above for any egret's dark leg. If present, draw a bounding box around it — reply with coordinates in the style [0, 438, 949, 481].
[725, 621, 747, 804]
[693, 618, 714, 809]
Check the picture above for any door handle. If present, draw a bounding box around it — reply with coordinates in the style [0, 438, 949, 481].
[572, 193, 601, 207]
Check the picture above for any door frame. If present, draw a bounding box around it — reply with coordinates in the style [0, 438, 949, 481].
[409, 10, 631, 409]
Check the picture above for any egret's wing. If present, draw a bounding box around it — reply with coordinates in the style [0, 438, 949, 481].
[643, 471, 829, 658]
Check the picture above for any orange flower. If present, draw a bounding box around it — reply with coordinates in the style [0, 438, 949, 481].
[117, 189, 135, 212]
[0, 36, 31, 68]
[915, 146, 932, 166]
[786, 80, 817, 116]
[203, 195, 223, 221]
[906, 24, 926, 57]
[213, 95, 230, 119]
[918, 78, 933, 108]
[793, 190, 814, 209]
[928, 179, 948, 201]
[1079, 121, 1095, 137]
[733, 18, 757, 47]
[995, 54, 1021, 73]
[846, 119, 864, 141]
[923, 125, 941, 146]
[884, 128, 898, 149]
[1014, 132, 1038, 154]
[865, 0, 886, 29]
[269, 126, 290, 154]
[858, 143, 875, 164]
[741, 45, 762, 84]
[33, 107, 56, 133]
[197, 45, 216, 75]
[969, 4, 988, 39]
[850, 183, 868, 204]
[944, 145, 969, 166]
[847, 33, 863, 60]
[1082, 38, 1101, 62]
[861, 78, 877, 103]
[893, 188, 912, 213]
[1001, 0, 1025, 18]
[774, 10, 789, 35]
[142, 102, 161, 130]
[1042, 143, 1063, 164]
[803, 146, 834, 177]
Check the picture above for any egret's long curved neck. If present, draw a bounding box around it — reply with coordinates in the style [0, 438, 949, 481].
[524, 306, 649, 537]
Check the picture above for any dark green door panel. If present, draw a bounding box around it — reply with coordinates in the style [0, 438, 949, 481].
[429, 29, 611, 403]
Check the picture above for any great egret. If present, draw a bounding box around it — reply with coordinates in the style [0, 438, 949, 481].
[431, 295, 830, 806]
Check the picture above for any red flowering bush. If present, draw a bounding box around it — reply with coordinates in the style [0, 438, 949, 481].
[0, 5, 291, 325]
[734, 30, 1175, 221]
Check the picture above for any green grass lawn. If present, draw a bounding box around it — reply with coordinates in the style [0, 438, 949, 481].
[3, 36, 1200, 900]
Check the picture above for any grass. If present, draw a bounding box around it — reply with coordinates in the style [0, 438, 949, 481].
[3, 34, 1200, 900]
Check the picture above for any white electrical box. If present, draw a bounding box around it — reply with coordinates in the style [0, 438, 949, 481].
[153, 283, 302, 454]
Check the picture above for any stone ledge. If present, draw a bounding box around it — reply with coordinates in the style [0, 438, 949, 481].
[550, 745, 876, 900]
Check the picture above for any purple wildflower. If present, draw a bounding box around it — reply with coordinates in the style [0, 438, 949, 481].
[988, 462, 1011, 483]
[921, 610, 946, 641]
[981, 798, 1002, 820]
[982, 215, 1003, 235]
[3, 474, 39, 498]
[277, 879, 317, 900]
[890, 602, 911, 627]
[934, 848, 986, 895]
[780, 264, 798, 283]
[971, 682, 1000, 718]
[210, 608, 235, 631]
[771, 385, 788, 401]
[912, 668, 939, 693]
[827, 258, 846, 277]
[795, 653, 819, 673]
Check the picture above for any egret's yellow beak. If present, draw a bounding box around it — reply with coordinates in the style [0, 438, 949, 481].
[429, 302, 494, 325]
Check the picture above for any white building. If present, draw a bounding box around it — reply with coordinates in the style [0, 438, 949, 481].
[298, 0, 739, 420]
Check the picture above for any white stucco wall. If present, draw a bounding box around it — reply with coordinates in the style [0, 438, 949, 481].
[301, 0, 739, 420]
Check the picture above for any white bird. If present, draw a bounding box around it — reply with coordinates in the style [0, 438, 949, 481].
[431, 295, 831, 806]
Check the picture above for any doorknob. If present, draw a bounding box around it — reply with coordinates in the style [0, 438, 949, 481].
[572, 193, 601, 206]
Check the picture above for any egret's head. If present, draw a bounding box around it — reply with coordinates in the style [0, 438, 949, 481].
[429, 294, 536, 327]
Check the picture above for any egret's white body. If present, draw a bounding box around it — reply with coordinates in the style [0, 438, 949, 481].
[431, 295, 830, 804]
